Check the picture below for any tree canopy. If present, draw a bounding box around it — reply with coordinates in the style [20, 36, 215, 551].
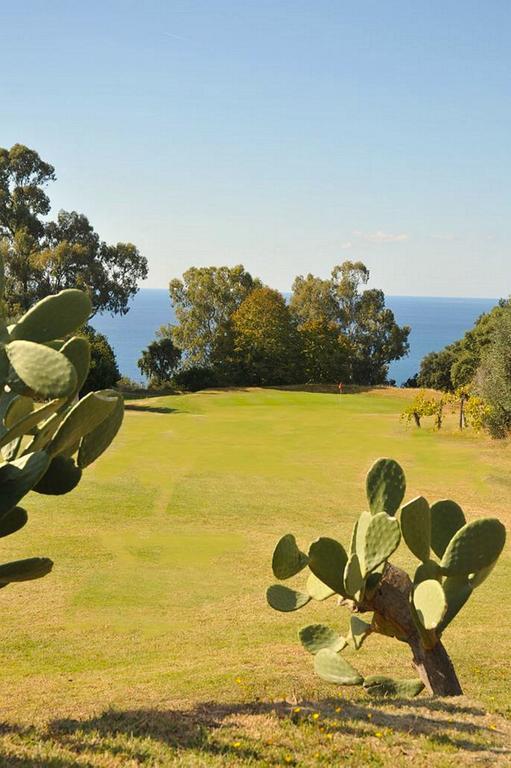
[165, 260, 409, 388]
[0, 144, 147, 315]
[138, 325, 182, 387]
[232, 287, 303, 385]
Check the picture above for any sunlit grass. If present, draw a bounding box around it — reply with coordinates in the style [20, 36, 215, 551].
[0, 387, 509, 764]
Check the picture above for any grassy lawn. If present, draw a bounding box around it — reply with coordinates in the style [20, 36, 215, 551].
[0, 387, 509, 766]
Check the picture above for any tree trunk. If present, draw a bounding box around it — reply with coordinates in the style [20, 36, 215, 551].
[360, 563, 463, 696]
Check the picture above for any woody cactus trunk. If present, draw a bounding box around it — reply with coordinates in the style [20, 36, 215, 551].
[0, 256, 124, 595]
[267, 459, 506, 697]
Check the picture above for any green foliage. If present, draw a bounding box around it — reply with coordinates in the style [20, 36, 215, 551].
[169, 265, 260, 370]
[168, 260, 409, 387]
[0, 265, 124, 597]
[79, 325, 120, 395]
[231, 287, 303, 386]
[0, 145, 147, 316]
[266, 457, 506, 696]
[138, 325, 181, 387]
[417, 301, 510, 396]
[173, 366, 218, 392]
[476, 310, 511, 437]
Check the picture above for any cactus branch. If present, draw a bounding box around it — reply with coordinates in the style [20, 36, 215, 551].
[361, 563, 463, 696]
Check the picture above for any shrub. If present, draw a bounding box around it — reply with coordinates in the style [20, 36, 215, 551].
[173, 366, 218, 392]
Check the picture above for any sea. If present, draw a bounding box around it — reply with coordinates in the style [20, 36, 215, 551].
[91, 290, 498, 386]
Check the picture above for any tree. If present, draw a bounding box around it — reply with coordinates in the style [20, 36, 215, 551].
[138, 325, 181, 387]
[0, 144, 147, 315]
[232, 287, 304, 385]
[289, 273, 338, 325]
[299, 318, 351, 383]
[417, 301, 509, 392]
[349, 288, 410, 384]
[80, 325, 121, 395]
[290, 262, 409, 385]
[476, 310, 511, 438]
[169, 265, 260, 372]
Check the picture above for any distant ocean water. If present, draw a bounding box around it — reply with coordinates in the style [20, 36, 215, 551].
[91, 289, 497, 386]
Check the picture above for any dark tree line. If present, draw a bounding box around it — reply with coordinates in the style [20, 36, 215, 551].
[139, 261, 410, 390]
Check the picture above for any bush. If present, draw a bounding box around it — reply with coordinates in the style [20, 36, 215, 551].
[173, 366, 218, 392]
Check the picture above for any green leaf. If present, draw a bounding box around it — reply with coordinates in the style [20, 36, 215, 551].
[430, 500, 466, 559]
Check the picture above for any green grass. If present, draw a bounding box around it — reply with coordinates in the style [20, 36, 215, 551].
[0, 387, 510, 766]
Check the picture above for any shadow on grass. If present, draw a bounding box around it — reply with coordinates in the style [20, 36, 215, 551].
[124, 403, 179, 414]
[0, 697, 508, 766]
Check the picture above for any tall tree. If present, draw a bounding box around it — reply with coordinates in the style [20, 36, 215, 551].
[0, 144, 147, 315]
[290, 261, 409, 385]
[138, 325, 182, 387]
[476, 308, 511, 438]
[232, 287, 303, 385]
[349, 289, 410, 384]
[169, 265, 260, 370]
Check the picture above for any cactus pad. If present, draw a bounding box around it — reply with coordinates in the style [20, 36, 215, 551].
[49, 391, 117, 458]
[271, 534, 309, 580]
[299, 624, 346, 654]
[344, 553, 364, 598]
[34, 456, 82, 495]
[414, 559, 442, 585]
[363, 675, 424, 698]
[348, 615, 372, 649]
[363, 512, 401, 575]
[77, 392, 124, 468]
[400, 495, 430, 562]
[366, 458, 406, 516]
[6, 341, 77, 399]
[9, 289, 92, 343]
[313, 648, 364, 685]
[441, 518, 506, 576]
[438, 575, 473, 632]
[266, 584, 310, 612]
[0, 451, 51, 515]
[413, 579, 447, 630]
[430, 500, 466, 558]
[306, 572, 334, 601]
[308, 537, 348, 596]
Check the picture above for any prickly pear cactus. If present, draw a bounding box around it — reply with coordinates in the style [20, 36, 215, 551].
[0, 255, 124, 596]
[266, 457, 507, 697]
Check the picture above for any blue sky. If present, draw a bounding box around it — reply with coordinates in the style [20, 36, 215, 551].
[1, 1, 510, 296]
